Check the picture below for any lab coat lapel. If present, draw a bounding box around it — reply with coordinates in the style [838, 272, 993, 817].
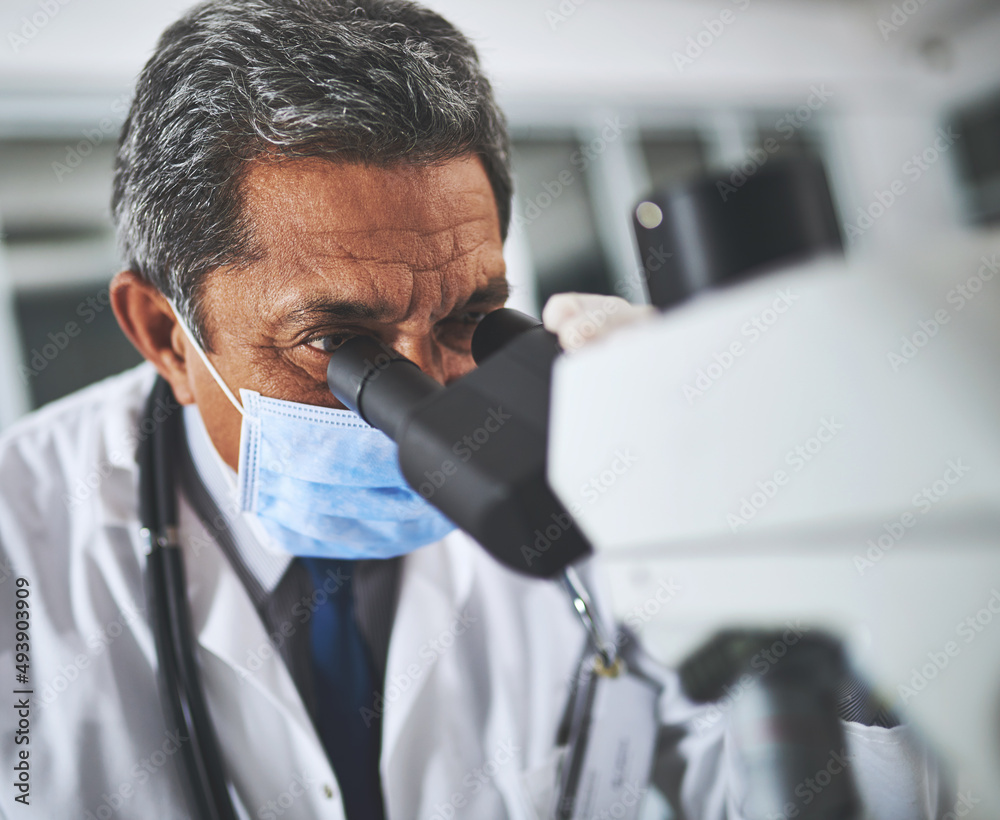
[381, 532, 476, 801]
[181, 500, 317, 742]
[179, 491, 479, 816]
[178, 498, 344, 816]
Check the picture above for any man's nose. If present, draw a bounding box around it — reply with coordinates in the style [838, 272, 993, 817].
[391, 335, 447, 385]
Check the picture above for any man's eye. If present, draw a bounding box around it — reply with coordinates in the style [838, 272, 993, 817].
[450, 311, 488, 326]
[436, 311, 491, 350]
[304, 332, 355, 353]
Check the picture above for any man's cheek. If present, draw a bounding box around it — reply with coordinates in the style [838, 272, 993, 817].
[196, 392, 245, 472]
[441, 348, 478, 385]
[253, 350, 329, 405]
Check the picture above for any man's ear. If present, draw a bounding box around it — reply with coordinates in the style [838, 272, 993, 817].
[109, 270, 197, 405]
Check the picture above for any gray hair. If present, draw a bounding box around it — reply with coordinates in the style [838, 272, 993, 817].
[112, 0, 512, 348]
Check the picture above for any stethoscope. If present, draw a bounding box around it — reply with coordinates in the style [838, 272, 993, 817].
[138, 376, 237, 820]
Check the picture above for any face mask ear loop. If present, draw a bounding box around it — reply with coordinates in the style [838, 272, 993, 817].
[168, 300, 244, 416]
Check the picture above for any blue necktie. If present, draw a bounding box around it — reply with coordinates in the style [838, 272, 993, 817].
[301, 558, 385, 820]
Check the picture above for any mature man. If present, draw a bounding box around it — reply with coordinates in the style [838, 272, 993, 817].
[0, 1, 951, 818]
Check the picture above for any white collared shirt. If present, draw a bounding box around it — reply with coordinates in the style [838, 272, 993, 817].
[182, 402, 291, 594]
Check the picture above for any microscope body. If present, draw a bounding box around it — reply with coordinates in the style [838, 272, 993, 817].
[324, 155, 1000, 814]
[547, 232, 1000, 815]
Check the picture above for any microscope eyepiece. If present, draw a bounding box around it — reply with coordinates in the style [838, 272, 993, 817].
[471, 308, 542, 364]
[325, 311, 590, 578]
[326, 335, 441, 441]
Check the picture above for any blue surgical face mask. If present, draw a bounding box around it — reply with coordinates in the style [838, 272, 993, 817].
[171, 305, 456, 559]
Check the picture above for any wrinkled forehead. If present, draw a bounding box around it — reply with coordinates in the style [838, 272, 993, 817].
[203, 156, 506, 329]
[243, 155, 499, 255]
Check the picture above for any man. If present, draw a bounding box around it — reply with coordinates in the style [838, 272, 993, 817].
[0, 1, 951, 818]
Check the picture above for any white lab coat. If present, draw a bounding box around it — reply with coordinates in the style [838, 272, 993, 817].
[0, 363, 951, 820]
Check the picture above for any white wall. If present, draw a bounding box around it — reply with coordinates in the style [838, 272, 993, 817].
[3, 0, 996, 256]
[0, 0, 998, 421]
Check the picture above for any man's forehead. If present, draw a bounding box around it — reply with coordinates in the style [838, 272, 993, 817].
[242, 155, 499, 246]
[265, 222, 497, 279]
[226, 156, 506, 327]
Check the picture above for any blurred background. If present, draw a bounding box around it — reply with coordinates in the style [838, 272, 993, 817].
[0, 0, 998, 427]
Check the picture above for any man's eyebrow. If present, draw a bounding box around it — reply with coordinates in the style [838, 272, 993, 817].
[277, 277, 510, 331]
[279, 297, 395, 330]
[455, 278, 511, 309]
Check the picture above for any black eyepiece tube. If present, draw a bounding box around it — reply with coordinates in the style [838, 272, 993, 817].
[471, 308, 542, 365]
[326, 336, 442, 441]
[326, 318, 588, 577]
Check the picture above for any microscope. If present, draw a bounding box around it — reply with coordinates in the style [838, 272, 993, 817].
[327, 155, 1000, 818]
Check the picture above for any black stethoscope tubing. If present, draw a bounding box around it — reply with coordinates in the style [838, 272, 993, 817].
[138, 376, 237, 820]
